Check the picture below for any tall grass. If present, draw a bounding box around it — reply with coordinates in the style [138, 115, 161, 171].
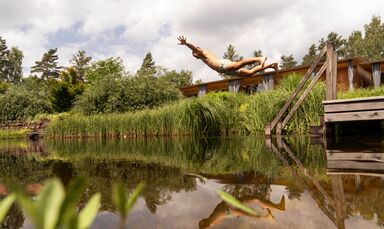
[46, 73, 328, 137]
[50, 73, 384, 138]
[0, 129, 29, 139]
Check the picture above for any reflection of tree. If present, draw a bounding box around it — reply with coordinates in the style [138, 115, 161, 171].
[285, 185, 304, 200]
[0, 202, 24, 229]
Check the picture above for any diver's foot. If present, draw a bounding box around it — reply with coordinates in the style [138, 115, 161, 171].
[270, 63, 278, 71]
[261, 56, 267, 68]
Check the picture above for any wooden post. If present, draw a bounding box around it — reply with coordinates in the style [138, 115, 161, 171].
[331, 175, 347, 229]
[262, 73, 274, 90]
[347, 60, 354, 91]
[198, 85, 206, 97]
[228, 79, 240, 93]
[372, 63, 381, 88]
[326, 42, 337, 100]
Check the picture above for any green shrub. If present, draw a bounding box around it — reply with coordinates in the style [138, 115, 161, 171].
[0, 86, 51, 123]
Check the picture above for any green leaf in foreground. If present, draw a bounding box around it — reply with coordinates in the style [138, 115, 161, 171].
[217, 190, 271, 217]
[112, 182, 145, 219]
[0, 194, 16, 223]
[78, 193, 101, 229]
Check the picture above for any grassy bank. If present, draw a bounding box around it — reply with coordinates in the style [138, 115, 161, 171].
[46, 73, 326, 137]
[44, 73, 384, 138]
[0, 129, 30, 139]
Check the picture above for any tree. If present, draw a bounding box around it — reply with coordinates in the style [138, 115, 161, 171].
[0, 38, 23, 83]
[318, 32, 346, 58]
[7, 47, 23, 83]
[223, 44, 243, 62]
[0, 36, 10, 81]
[279, 54, 297, 69]
[31, 48, 61, 80]
[160, 69, 193, 88]
[344, 31, 365, 58]
[252, 50, 263, 57]
[137, 52, 156, 76]
[70, 50, 92, 82]
[85, 57, 125, 83]
[221, 44, 243, 79]
[302, 44, 318, 66]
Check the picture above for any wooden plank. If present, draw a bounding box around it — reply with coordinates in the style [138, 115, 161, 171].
[326, 171, 384, 177]
[327, 160, 384, 170]
[281, 62, 327, 128]
[324, 101, 384, 113]
[268, 46, 327, 131]
[323, 95, 384, 104]
[324, 110, 384, 122]
[327, 152, 384, 162]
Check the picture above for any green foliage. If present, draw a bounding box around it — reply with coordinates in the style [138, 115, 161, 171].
[302, 44, 318, 66]
[112, 182, 145, 228]
[0, 85, 51, 123]
[74, 73, 181, 115]
[159, 69, 193, 88]
[137, 52, 156, 76]
[48, 79, 85, 113]
[70, 50, 92, 82]
[217, 190, 271, 217]
[221, 44, 243, 79]
[345, 15, 384, 61]
[279, 54, 298, 69]
[0, 81, 9, 93]
[47, 73, 327, 137]
[0, 129, 29, 139]
[31, 48, 61, 80]
[85, 57, 125, 83]
[318, 32, 347, 58]
[0, 194, 16, 223]
[0, 178, 101, 229]
[0, 37, 23, 83]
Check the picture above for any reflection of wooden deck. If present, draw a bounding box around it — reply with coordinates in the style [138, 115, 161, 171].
[323, 96, 384, 123]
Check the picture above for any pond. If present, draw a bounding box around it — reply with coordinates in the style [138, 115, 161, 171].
[0, 136, 383, 229]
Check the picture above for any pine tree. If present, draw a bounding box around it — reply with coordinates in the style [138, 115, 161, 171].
[253, 50, 263, 57]
[0, 36, 9, 81]
[7, 47, 23, 83]
[223, 44, 243, 61]
[70, 50, 92, 82]
[221, 44, 243, 79]
[138, 52, 156, 76]
[318, 32, 346, 58]
[302, 44, 318, 66]
[31, 48, 61, 80]
[279, 54, 297, 69]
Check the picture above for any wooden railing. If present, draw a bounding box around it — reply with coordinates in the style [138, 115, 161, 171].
[265, 42, 337, 135]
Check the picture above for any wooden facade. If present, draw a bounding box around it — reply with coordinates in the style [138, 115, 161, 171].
[180, 57, 384, 97]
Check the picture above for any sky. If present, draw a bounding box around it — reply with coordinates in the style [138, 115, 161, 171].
[1, 0, 384, 82]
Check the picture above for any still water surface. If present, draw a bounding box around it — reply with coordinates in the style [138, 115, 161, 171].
[0, 136, 383, 229]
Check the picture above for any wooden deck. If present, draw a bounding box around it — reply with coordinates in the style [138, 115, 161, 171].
[323, 96, 384, 123]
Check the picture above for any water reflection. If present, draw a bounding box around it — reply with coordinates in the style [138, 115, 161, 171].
[0, 136, 382, 228]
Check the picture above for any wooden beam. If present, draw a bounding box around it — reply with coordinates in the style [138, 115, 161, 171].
[324, 110, 384, 122]
[323, 95, 384, 104]
[327, 152, 384, 162]
[281, 62, 327, 129]
[324, 100, 384, 113]
[328, 160, 384, 170]
[267, 46, 327, 132]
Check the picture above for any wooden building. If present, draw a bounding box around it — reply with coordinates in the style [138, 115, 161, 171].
[180, 57, 384, 97]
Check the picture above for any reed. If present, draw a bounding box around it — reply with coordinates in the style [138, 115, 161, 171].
[0, 129, 30, 139]
[45, 73, 332, 137]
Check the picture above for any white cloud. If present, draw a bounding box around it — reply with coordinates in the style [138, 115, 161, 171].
[1, 0, 384, 81]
